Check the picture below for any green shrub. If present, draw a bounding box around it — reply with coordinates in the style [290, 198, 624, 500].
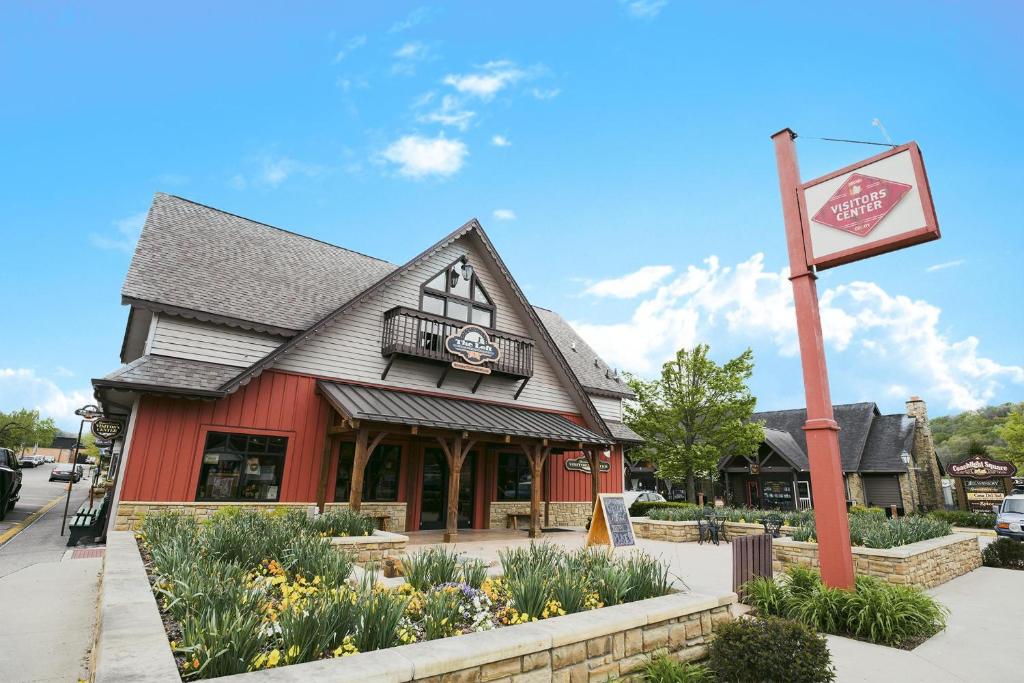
[630, 500, 695, 517]
[848, 505, 886, 516]
[309, 508, 377, 537]
[982, 537, 1024, 569]
[507, 564, 551, 619]
[929, 509, 996, 529]
[459, 557, 489, 589]
[642, 652, 714, 682]
[284, 534, 355, 586]
[708, 617, 835, 683]
[844, 576, 948, 646]
[620, 552, 673, 602]
[421, 587, 465, 639]
[550, 569, 591, 614]
[353, 589, 409, 652]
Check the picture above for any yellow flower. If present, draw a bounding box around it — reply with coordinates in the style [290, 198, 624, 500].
[267, 649, 281, 667]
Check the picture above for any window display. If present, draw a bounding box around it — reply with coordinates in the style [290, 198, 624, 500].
[195, 431, 287, 502]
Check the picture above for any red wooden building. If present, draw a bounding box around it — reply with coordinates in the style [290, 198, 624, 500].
[94, 194, 642, 540]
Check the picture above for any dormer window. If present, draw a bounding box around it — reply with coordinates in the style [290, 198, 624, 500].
[421, 258, 495, 328]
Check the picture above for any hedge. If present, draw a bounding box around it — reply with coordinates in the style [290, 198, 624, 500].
[628, 500, 695, 517]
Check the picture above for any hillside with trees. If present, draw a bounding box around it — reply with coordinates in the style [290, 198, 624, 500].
[931, 402, 1024, 470]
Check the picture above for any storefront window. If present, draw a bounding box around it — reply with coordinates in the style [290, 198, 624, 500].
[497, 453, 531, 501]
[195, 431, 287, 502]
[335, 443, 402, 502]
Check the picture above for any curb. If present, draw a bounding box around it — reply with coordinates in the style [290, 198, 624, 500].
[0, 493, 65, 546]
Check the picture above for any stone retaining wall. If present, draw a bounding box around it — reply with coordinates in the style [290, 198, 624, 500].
[488, 501, 593, 529]
[113, 501, 408, 532]
[773, 533, 982, 588]
[95, 531, 737, 683]
[324, 502, 408, 532]
[631, 517, 798, 543]
[330, 530, 408, 564]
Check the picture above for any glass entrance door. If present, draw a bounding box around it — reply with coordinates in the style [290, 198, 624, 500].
[419, 448, 476, 530]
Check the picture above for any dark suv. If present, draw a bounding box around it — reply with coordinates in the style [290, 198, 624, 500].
[0, 447, 23, 521]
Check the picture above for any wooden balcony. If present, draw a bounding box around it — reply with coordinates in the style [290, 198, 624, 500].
[381, 306, 534, 380]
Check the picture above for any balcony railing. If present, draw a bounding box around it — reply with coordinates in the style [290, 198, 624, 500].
[381, 306, 534, 379]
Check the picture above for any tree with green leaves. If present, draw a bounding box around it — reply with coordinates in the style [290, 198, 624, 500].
[624, 344, 764, 502]
[0, 408, 59, 453]
[993, 407, 1024, 469]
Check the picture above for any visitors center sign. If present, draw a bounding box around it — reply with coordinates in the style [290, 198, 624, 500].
[800, 143, 939, 270]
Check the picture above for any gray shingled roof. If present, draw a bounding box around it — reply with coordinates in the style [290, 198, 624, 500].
[753, 403, 879, 472]
[318, 381, 610, 444]
[123, 194, 397, 332]
[763, 428, 809, 471]
[606, 420, 644, 444]
[95, 355, 237, 395]
[533, 307, 634, 397]
[859, 414, 914, 472]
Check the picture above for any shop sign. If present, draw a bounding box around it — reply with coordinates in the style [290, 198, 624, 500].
[565, 456, 610, 474]
[799, 143, 939, 270]
[446, 325, 502, 368]
[586, 494, 636, 548]
[91, 417, 125, 440]
[948, 455, 1017, 479]
[749, 462, 761, 475]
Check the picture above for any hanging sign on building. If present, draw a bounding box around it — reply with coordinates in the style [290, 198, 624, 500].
[91, 416, 125, 440]
[446, 325, 502, 374]
[948, 455, 1017, 479]
[799, 142, 939, 270]
[565, 456, 611, 474]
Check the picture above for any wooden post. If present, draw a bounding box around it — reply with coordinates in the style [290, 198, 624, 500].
[438, 434, 477, 543]
[588, 448, 602, 509]
[523, 444, 550, 539]
[349, 426, 369, 512]
[316, 433, 334, 513]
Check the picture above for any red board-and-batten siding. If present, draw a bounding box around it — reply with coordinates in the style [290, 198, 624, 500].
[120, 369, 622, 506]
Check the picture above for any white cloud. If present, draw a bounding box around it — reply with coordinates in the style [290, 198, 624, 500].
[0, 368, 92, 432]
[332, 35, 367, 63]
[491, 134, 511, 147]
[925, 259, 965, 273]
[379, 135, 468, 179]
[622, 0, 668, 18]
[531, 87, 561, 100]
[391, 41, 433, 76]
[572, 253, 1024, 410]
[493, 209, 516, 221]
[89, 211, 147, 252]
[416, 94, 475, 131]
[232, 157, 325, 189]
[443, 60, 527, 100]
[389, 6, 431, 33]
[583, 265, 675, 299]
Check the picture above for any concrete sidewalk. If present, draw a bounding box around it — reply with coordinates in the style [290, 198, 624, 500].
[0, 485, 102, 682]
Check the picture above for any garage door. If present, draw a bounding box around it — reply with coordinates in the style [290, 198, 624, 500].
[863, 475, 903, 509]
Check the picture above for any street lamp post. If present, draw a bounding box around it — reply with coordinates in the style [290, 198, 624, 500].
[60, 404, 102, 536]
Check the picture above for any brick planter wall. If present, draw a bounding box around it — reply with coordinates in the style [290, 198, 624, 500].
[773, 533, 982, 588]
[330, 530, 408, 564]
[113, 501, 315, 530]
[632, 517, 798, 543]
[324, 502, 408, 533]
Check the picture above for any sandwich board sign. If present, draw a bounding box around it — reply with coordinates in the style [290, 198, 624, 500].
[799, 142, 939, 270]
[586, 494, 636, 548]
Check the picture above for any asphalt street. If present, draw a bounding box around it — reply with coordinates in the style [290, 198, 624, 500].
[0, 461, 86, 543]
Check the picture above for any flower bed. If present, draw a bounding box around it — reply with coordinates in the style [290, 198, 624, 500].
[772, 533, 982, 589]
[130, 509, 707, 680]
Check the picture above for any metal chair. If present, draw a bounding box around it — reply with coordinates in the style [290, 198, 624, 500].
[760, 512, 784, 538]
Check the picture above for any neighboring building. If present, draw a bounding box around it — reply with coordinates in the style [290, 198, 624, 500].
[21, 435, 81, 463]
[718, 397, 944, 513]
[93, 194, 641, 540]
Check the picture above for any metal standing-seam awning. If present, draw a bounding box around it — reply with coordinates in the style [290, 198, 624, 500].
[317, 381, 611, 445]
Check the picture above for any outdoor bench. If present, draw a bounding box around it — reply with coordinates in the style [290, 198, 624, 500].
[506, 512, 531, 530]
[67, 494, 109, 547]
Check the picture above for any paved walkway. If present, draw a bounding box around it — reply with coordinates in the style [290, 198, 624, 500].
[0, 484, 102, 683]
[431, 529, 1020, 681]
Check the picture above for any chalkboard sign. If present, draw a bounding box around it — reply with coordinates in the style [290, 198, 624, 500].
[586, 494, 636, 548]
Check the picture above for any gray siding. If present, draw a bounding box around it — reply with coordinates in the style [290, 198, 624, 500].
[591, 395, 622, 422]
[149, 315, 282, 367]
[275, 236, 580, 414]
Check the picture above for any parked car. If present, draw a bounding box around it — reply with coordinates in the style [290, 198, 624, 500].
[42, 455, 55, 463]
[0, 448, 23, 521]
[994, 494, 1024, 541]
[49, 464, 83, 483]
[623, 490, 666, 510]
[17, 455, 44, 468]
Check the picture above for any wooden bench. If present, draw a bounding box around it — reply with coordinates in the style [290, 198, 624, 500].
[506, 513, 531, 530]
[67, 495, 110, 547]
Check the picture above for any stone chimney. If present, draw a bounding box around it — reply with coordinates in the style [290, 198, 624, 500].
[906, 396, 944, 509]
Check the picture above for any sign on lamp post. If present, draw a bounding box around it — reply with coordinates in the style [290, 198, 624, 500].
[771, 130, 939, 589]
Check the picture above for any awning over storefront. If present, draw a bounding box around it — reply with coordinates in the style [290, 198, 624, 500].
[317, 381, 611, 445]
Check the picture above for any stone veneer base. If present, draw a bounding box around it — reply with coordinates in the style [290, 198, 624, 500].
[631, 517, 798, 543]
[331, 530, 408, 564]
[94, 531, 737, 683]
[772, 532, 982, 589]
[114, 501, 408, 533]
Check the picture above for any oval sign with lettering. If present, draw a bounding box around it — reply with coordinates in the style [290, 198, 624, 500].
[91, 417, 125, 441]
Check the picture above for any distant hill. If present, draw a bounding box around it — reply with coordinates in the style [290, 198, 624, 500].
[931, 402, 1022, 470]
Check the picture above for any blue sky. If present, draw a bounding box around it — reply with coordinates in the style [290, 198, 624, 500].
[1, 2, 1022, 431]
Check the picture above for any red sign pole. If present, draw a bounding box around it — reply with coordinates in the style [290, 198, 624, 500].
[772, 128, 855, 589]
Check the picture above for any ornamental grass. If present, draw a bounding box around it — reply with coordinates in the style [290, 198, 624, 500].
[139, 512, 676, 680]
[742, 566, 948, 648]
